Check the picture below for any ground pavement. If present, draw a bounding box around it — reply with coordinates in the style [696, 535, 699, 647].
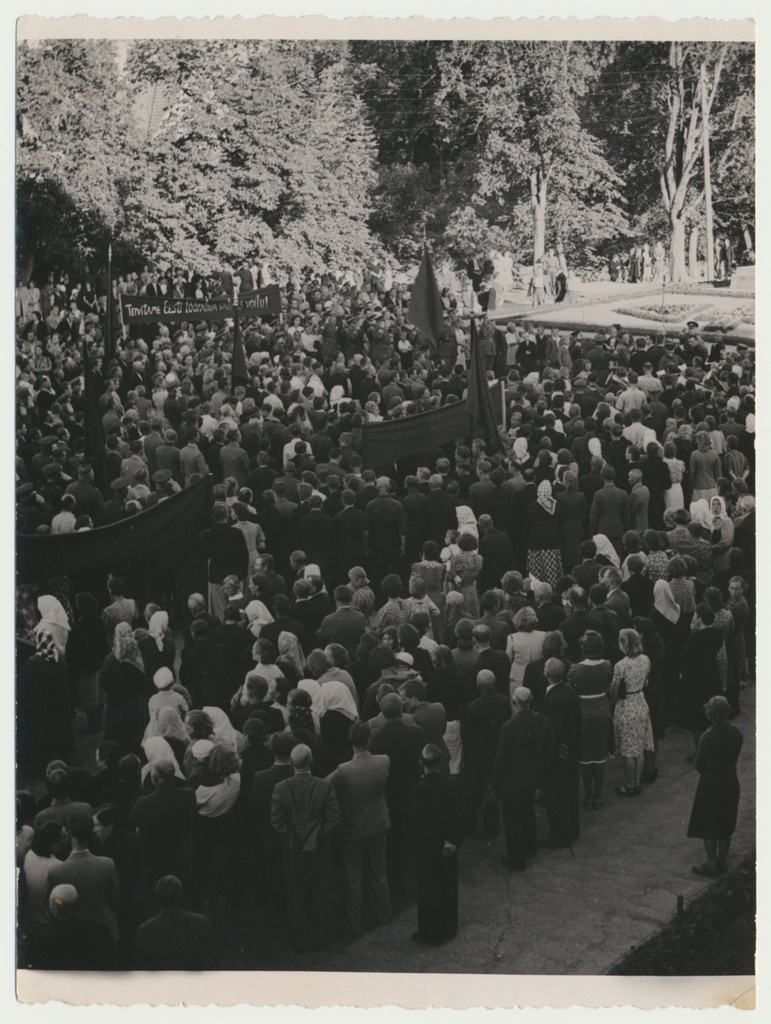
[278, 688, 756, 976]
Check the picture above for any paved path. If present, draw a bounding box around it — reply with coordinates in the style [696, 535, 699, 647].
[295, 689, 755, 976]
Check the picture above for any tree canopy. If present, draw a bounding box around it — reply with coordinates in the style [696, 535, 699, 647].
[15, 37, 754, 282]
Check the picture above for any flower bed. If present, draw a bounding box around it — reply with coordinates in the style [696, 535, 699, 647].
[612, 302, 710, 323]
[698, 303, 755, 332]
[662, 282, 755, 300]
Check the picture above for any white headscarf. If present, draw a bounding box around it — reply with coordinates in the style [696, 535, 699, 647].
[710, 495, 728, 524]
[245, 600, 274, 638]
[512, 437, 530, 465]
[689, 499, 712, 532]
[593, 534, 621, 568]
[148, 610, 169, 652]
[144, 705, 189, 746]
[317, 680, 358, 721]
[653, 579, 681, 625]
[141, 736, 184, 781]
[35, 595, 71, 655]
[455, 505, 478, 538]
[204, 706, 245, 755]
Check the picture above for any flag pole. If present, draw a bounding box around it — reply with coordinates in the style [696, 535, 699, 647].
[500, 378, 506, 432]
[232, 283, 240, 394]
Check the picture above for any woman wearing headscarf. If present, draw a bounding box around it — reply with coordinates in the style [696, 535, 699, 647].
[555, 471, 587, 572]
[709, 496, 735, 572]
[678, 603, 723, 760]
[315, 680, 358, 775]
[66, 592, 109, 733]
[17, 630, 74, 776]
[143, 706, 189, 770]
[277, 631, 306, 684]
[525, 480, 563, 589]
[99, 625, 150, 756]
[137, 610, 175, 681]
[34, 595, 70, 659]
[140, 736, 185, 787]
[689, 431, 721, 503]
[687, 695, 744, 877]
[592, 534, 621, 569]
[204, 706, 245, 756]
[244, 598, 275, 639]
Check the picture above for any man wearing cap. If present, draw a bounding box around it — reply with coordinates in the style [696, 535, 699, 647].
[64, 464, 104, 525]
[271, 744, 341, 952]
[491, 687, 559, 871]
[411, 743, 464, 946]
[103, 476, 130, 525]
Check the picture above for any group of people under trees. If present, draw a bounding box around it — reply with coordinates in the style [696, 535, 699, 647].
[16, 256, 754, 969]
[609, 241, 670, 284]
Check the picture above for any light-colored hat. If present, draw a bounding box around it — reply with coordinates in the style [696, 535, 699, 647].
[153, 667, 174, 689]
[191, 739, 214, 761]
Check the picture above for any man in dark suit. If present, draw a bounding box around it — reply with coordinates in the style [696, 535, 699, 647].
[250, 732, 295, 911]
[271, 743, 341, 952]
[401, 475, 427, 562]
[315, 585, 367, 654]
[297, 495, 336, 584]
[571, 539, 605, 592]
[204, 502, 249, 618]
[472, 591, 512, 651]
[491, 687, 558, 871]
[47, 811, 120, 949]
[179, 620, 225, 709]
[420, 474, 458, 548]
[621, 555, 655, 617]
[477, 514, 515, 593]
[333, 490, 366, 578]
[460, 670, 511, 834]
[259, 594, 312, 654]
[369, 693, 426, 902]
[589, 466, 628, 551]
[541, 658, 582, 848]
[363, 477, 406, 587]
[411, 744, 464, 946]
[132, 875, 215, 970]
[558, 586, 604, 664]
[256, 490, 293, 575]
[25, 884, 117, 970]
[128, 759, 197, 912]
[470, 624, 510, 699]
[328, 722, 392, 936]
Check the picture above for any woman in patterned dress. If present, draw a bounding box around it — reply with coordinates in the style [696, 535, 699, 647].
[612, 628, 654, 796]
[448, 533, 483, 618]
[642, 530, 669, 583]
[704, 586, 734, 693]
[411, 541, 447, 636]
[526, 480, 564, 589]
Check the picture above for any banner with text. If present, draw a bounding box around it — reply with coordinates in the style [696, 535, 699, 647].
[120, 284, 281, 324]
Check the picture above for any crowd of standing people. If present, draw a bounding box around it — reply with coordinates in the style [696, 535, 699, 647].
[15, 257, 754, 969]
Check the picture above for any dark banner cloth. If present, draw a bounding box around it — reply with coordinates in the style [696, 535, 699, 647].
[362, 385, 504, 467]
[17, 477, 212, 585]
[120, 285, 281, 324]
[408, 245, 445, 349]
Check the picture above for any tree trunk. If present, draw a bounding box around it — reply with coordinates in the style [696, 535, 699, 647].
[530, 169, 547, 272]
[688, 224, 701, 279]
[669, 215, 688, 283]
[742, 225, 754, 254]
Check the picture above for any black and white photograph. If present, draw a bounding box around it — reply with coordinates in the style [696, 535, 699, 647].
[13, 11, 756, 1009]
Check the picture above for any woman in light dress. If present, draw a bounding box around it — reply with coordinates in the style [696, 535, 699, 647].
[662, 441, 686, 511]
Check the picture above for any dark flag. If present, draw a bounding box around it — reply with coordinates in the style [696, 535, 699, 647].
[81, 335, 107, 488]
[231, 307, 249, 390]
[408, 244, 445, 349]
[465, 318, 504, 451]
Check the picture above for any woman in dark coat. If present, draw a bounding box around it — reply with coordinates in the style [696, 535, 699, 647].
[687, 695, 743, 877]
[555, 471, 587, 572]
[99, 624, 150, 756]
[17, 630, 74, 776]
[726, 576, 749, 716]
[677, 603, 723, 759]
[66, 592, 109, 733]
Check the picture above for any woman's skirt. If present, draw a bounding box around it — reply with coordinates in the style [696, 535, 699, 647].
[614, 691, 655, 758]
[664, 483, 685, 511]
[527, 548, 563, 591]
[578, 694, 614, 764]
[687, 772, 740, 840]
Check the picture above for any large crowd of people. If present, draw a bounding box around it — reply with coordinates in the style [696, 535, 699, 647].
[15, 259, 754, 969]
